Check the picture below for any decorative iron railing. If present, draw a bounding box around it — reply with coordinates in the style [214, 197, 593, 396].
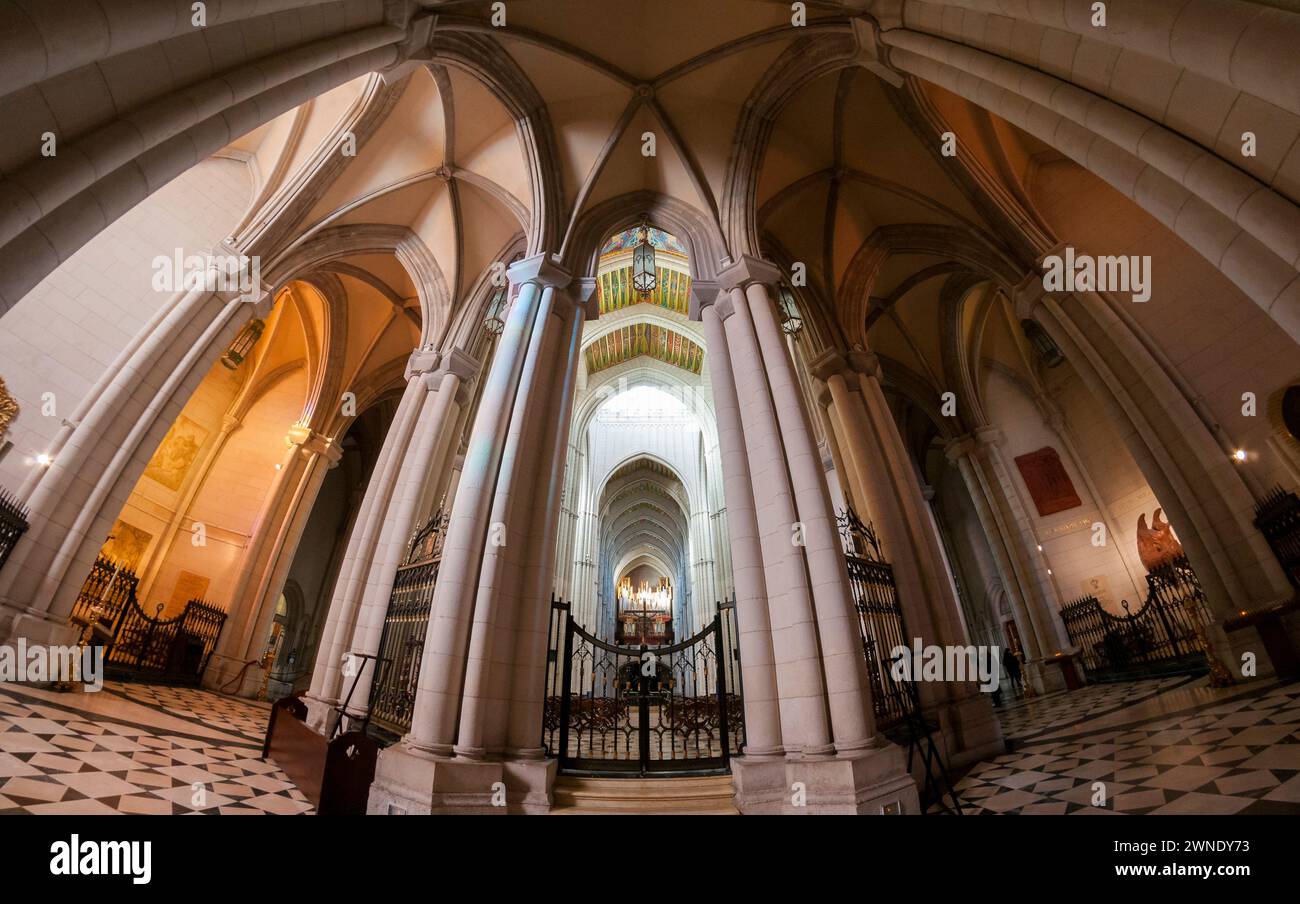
[0, 486, 29, 574]
[69, 555, 141, 635]
[68, 554, 226, 684]
[105, 597, 226, 682]
[1254, 486, 1300, 589]
[541, 594, 744, 775]
[1059, 555, 1213, 680]
[366, 507, 449, 737]
[836, 506, 915, 730]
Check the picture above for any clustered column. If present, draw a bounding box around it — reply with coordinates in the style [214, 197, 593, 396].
[366, 253, 590, 813]
[304, 346, 478, 726]
[810, 347, 1004, 765]
[695, 257, 918, 814]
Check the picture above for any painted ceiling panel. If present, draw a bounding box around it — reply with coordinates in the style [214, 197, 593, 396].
[584, 323, 704, 376]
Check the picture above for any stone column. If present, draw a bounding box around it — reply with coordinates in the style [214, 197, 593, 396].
[742, 274, 875, 754]
[504, 286, 591, 764]
[943, 434, 1066, 694]
[341, 349, 478, 712]
[811, 347, 1004, 768]
[367, 254, 568, 815]
[705, 258, 917, 814]
[456, 278, 569, 759]
[305, 356, 431, 725]
[696, 284, 783, 761]
[716, 272, 835, 759]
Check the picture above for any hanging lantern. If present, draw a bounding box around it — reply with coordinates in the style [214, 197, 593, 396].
[778, 285, 804, 335]
[220, 318, 265, 369]
[631, 218, 657, 297]
[482, 283, 508, 335]
[1021, 319, 1064, 368]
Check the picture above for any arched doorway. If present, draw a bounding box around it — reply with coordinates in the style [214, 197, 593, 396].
[542, 223, 742, 776]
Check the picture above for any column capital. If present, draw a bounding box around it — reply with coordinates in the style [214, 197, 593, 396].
[287, 424, 341, 462]
[557, 277, 600, 321]
[847, 347, 881, 378]
[687, 280, 721, 321]
[436, 347, 480, 383]
[717, 255, 782, 293]
[808, 348, 851, 384]
[943, 434, 978, 462]
[1015, 242, 1070, 319]
[507, 252, 571, 290]
[405, 346, 440, 379]
[974, 425, 1004, 448]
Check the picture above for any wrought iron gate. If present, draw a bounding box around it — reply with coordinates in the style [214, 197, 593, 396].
[1059, 555, 1213, 681]
[69, 555, 226, 684]
[366, 508, 448, 737]
[1255, 487, 1300, 588]
[838, 508, 915, 729]
[542, 597, 744, 776]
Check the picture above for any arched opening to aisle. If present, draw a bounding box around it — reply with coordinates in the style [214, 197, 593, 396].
[544, 222, 741, 776]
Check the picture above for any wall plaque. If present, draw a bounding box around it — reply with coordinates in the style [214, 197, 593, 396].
[1013, 446, 1082, 517]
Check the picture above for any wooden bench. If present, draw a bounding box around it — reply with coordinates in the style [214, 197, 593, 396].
[262, 694, 379, 815]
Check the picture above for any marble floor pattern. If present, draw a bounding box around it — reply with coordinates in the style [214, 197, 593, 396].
[940, 677, 1300, 815]
[0, 681, 311, 815]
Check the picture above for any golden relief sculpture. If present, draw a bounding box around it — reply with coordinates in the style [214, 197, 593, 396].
[0, 375, 18, 442]
[1136, 507, 1184, 571]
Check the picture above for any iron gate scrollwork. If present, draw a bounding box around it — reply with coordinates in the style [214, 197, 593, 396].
[367, 507, 448, 737]
[1059, 554, 1214, 680]
[542, 596, 743, 776]
[68, 554, 226, 684]
[838, 507, 915, 730]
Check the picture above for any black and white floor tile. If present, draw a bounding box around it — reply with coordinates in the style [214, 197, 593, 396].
[993, 675, 1195, 742]
[941, 679, 1300, 815]
[0, 683, 310, 815]
[102, 680, 271, 744]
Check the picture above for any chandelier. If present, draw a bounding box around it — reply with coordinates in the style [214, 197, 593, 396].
[631, 217, 657, 297]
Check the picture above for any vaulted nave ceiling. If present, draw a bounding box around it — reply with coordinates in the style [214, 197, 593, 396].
[174, 0, 1292, 430]
[207, 0, 1041, 359]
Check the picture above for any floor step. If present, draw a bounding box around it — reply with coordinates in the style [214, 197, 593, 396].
[551, 775, 739, 815]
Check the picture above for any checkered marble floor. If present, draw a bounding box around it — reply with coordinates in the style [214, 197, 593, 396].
[994, 675, 1196, 742]
[0, 683, 311, 815]
[941, 679, 1300, 815]
[102, 681, 271, 744]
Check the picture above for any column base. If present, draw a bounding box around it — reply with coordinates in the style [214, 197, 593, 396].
[1223, 599, 1300, 682]
[931, 691, 1005, 770]
[0, 602, 80, 647]
[1025, 659, 1069, 695]
[730, 743, 919, 814]
[367, 743, 557, 815]
[301, 694, 338, 734]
